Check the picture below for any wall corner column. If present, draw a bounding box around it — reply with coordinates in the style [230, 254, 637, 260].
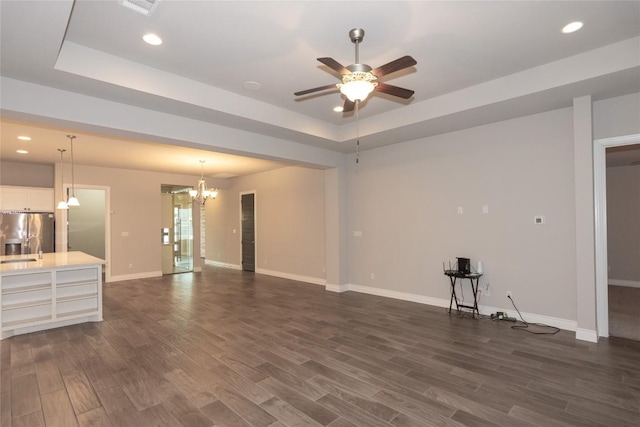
[573, 95, 598, 342]
[324, 164, 349, 292]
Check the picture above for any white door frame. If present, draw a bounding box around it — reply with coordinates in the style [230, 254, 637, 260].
[594, 133, 640, 337]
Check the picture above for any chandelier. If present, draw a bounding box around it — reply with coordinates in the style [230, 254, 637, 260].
[189, 160, 217, 205]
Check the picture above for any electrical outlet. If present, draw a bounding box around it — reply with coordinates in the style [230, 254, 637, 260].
[484, 283, 490, 296]
[506, 291, 512, 299]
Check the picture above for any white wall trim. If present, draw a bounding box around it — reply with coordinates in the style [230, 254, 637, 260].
[202, 264, 578, 334]
[206, 261, 325, 285]
[325, 283, 349, 293]
[609, 279, 640, 289]
[330, 283, 577, 333]
[108, 270, 162, 282]
[594, 133, 640, 338]
[576, 328, 599, 343]
[256, 268, 325, 286]
[205, 259, 241, 270]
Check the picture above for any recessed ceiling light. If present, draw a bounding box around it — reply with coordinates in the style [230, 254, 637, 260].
[143, 33, 163, 45]
[562, 21, 584, 34]
[243, 81, 262, 91]
[333, 106, 344, 112]
[18, 135, 31, 141]
[16, 149, 28, 154]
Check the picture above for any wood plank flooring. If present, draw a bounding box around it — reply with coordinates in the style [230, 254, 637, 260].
[2, 266, 640, 426]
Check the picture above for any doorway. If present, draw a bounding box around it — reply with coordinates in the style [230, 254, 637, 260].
[241, 192, 255, 272]
[66, 186, 110, 281]
[161, 187, 193, 274]
[594, 134, 640, 338]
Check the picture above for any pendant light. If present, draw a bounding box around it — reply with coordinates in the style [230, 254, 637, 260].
[66, 135, 79, 206]
[189, 160, 217, 205]
[56, 149, 68, 210]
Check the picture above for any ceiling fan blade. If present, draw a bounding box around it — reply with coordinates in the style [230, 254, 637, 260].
[294, 83, 338, 96]
[375, 82, 414, 99]
[343, 99, 355, 113]
[371, 55, 417, 77]
[318, 57, 351, 75]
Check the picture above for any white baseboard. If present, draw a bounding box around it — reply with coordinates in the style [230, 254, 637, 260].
[205, 260, 241, 270]
[477, 302, 577, 332]
[576, 328, 598, 343]
[609, 279, 640, 289]
[256, 268, 325, 286]
[346, 284, 450, 309]
[199, 265, 580, 335]
[204, 260, 325, 286]
[326, 283, 349, 293]
[108, 270, 162, 282]
[336, 283, 577, 333]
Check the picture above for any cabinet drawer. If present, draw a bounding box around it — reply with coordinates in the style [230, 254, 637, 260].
[57, 268, 98, 285]
[56, 297, 98, 318]
[2, 287, 51, 308]
[2, 304, 52, 328]
[56, 282, 97, 299]
[2, 272, 52, 291]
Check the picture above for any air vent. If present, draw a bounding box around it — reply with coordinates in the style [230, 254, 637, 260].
[119, 0, 160, 16]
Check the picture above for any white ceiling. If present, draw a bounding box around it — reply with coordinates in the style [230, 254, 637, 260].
[1, 0, 639, 176]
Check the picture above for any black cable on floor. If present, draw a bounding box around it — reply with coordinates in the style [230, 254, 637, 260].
[508, 295, 560, 335]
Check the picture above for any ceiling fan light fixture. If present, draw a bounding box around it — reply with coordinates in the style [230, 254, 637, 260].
[339, 72, 378, 102]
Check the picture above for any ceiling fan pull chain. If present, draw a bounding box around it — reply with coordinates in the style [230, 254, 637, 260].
[355, 100, 360, 164]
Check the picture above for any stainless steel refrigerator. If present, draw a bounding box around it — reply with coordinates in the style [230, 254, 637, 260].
[0, 212, 55, 255]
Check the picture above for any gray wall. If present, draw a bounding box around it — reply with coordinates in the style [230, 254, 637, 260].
[347, 107, 577, 319]
[205, 166, 326, 281]
[66, 163, 222, 279]
[607, 164, 640, 283]
[0, 161, 53, 187]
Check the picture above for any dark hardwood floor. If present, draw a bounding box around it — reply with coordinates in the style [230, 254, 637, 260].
[2, 266, 640, 426]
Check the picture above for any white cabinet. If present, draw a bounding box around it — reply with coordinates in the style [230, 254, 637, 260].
[1, 271, 53, 329]
[0, 186, 54, 211]
[55, 268, 100, 319]
[1, 263, 102, 339]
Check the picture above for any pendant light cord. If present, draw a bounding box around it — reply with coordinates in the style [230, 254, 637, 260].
[67, 135, 76, 197]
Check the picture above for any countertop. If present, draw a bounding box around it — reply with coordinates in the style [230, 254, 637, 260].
[0, 251, 105, 273]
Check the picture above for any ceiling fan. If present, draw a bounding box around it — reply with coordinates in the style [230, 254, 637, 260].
[294, 28, 417, 112]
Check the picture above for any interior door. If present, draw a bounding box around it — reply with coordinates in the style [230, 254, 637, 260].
[67, 188, 106, 259]
[241, 193, 255, 272]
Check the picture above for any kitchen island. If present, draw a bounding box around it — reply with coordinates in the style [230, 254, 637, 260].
[0, 251, 105, 340]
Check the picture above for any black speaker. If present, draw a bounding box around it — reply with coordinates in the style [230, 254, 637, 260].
[457, 257, 470, 274]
